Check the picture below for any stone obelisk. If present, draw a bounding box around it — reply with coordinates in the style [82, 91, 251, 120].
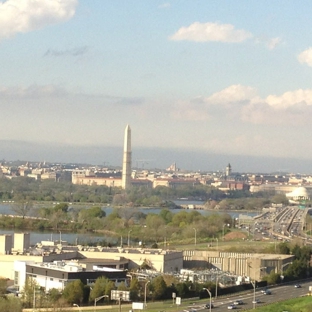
[122, 124, 131, 189]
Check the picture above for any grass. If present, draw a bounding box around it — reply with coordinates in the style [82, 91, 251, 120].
[243, 296, 312, 312]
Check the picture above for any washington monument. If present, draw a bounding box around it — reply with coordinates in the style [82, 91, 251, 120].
[122, 124, 132, 189]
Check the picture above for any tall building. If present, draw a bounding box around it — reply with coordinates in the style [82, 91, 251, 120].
[122, 125, 132, 189]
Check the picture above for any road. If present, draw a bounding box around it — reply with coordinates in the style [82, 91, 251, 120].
[183, 280, 311, 312]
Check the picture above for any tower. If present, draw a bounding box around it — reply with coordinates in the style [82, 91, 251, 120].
[226, 163, 232, 177]
[122, 125, 132, 189]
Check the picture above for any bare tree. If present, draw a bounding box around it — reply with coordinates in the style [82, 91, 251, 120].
[11, 201, 33, 219]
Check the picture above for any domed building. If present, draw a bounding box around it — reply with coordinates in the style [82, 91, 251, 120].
[286, 186, 310, 205]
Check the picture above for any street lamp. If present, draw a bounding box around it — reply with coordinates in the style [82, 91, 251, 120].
[73, 303, 82, 312]
[252, 266, 266, 309]
[94, 295, 109, 311]
[128, 229, 132, 247]
[203, 288, 212, 312]
[223, 223, 230, 241]
[144, 280, 150, 308]
[193, 227, 197, 247]
[215, 271, 220, 299]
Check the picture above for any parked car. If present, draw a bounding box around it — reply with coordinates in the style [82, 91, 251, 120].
[294, 284, 301, 288]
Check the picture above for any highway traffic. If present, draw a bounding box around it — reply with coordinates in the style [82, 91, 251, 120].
[182, 280, 311, 311]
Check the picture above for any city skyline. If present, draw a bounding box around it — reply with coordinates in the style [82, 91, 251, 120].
[1, 1, 312, 172]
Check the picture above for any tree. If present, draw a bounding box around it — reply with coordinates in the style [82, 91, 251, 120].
[151, 276, 167, 300]
[0, 278, 7, 296]
[129, 278, 140, 301]
[48, 288, 62, 304]
[263, 270, 281, 285]
[145, 214, 165, 242]
[21, 277, 38, 308]
[278, 242, 290, 254]
[62, 280, 84, 304]
[89, 276, 114, 301]
[11, 200, 33, 219]
[0, 297, 22, 312]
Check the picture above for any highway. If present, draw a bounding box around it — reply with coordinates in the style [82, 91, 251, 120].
[183, 280, 311, 312]
[248, 206, 310, 243]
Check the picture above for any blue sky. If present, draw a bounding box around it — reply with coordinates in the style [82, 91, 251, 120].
[2, 0, 312, 172]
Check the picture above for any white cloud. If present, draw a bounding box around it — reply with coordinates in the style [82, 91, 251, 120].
[173, 85, 312, 125]
[169, 22, 252, 43]
[266, 37, 282, 50]
[266, 89, 312, 108]
[254, 36, 283, 50]
[206, 84, 258, 104]
[0, 0, 77, 41]
[298, 48, 312, 66]
[158, 3, 170, 9]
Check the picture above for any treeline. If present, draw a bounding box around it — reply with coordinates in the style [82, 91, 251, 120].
[0, 176, 291, 209]
[264, 242, 312, 284]
[4, 203, 234, 247]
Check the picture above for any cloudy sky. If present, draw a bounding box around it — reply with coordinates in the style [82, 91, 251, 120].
[1, 0, 312, 172]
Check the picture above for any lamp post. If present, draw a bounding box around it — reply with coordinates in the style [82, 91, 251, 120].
[128, 229, 132, 247]
[252, 266, 266, 309]
[203, 288, 212, 312]
[215, 271, 219, 299]
[73, 303, 82, 312]
[59, 230, 62, 247]
[223, 223, 230, 241]
[144, 280, 150, 308]
[94, 295, 109, 311]
[193, 227, 197, 247]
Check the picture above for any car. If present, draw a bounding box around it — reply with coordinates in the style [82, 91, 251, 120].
[252, 299, 260, 304]
[261, 288, 271, 294]
[233, 299, 243, 305]
[205, 303, 214, 309]
[295, 284, 302, 288]
[227, 304, 237, 309]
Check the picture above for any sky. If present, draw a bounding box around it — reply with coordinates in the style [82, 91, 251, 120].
[2, 0, 312, 173]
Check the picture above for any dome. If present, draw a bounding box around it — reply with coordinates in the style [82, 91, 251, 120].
[286, 186, 309, 199]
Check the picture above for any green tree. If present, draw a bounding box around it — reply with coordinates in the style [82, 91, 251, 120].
[264, 270, 281, 285]
[278, 242, 290, 254]
[0, 297, 22, 312]
[48, 288, 62, 304]
[151, 276, 167, 300]
[89, 276, 114, 301]
[21, 277, 38, 308]
[145, 214, 165, 242]
[0, 278, 7, 296]
[62, 279, 84, 304]
[159, 209, 173, 224]
[129, 278, 140, 301]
